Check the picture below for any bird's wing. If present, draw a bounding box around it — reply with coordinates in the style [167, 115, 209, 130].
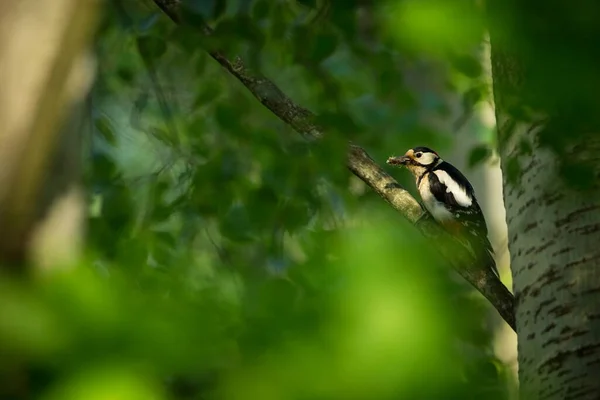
[428, 167, 497, 275]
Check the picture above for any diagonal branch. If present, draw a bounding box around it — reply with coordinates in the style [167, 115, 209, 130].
[151, 0, 516, 331]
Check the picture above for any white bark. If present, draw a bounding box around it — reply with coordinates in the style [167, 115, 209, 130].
[496, 112, 600, 398]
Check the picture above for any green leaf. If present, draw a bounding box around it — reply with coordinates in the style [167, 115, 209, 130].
[517, 143, 532, 160]
[136, 36, 167, 62]
[450, 54, 483, 78]
[213, 0, 227, 19]
[296, 0, 318, 8]
[102, 185, 135, 232]
[151, 205, 173, 224]
[252, 0, 271, 20]
[468, 145, 491, 168]
[153, 181, 170, 204]
[244, 186, 281, 231]
[137, 13, 159, 33]
[560, 160, 595, 190]
[314, 111, 359, 134]
[219, 205, 254, 242]
[214, 104, 236, 130]
[505, 157, 521, 185]
[214, 16, 263, 47]
[193, 80, 222, 109]
[94, 116, 117, 146]
[116, 65, 135, 85]
[91, 153, 118, 186]
[281, 200, 313, 233]
[309, 32, 339, 64]
[462, 86, 484, 109]
[153, 231, 177, 249]
[270, 4, 287, 39]
[291, 26, 311, 63]
[169, 25, 202, 54]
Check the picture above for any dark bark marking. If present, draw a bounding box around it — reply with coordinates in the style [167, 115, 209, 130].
[556, 281, 575, 291]
[565, 385, 599, 400]
[566, 256, 595, 269]
[523, 221, 538, 233]
[538, 266, 561, 285]
[576, 343, 600, 357]
[551, 246, 574, 256]
[585, 357, 600, 367]
[538, 343, 600, 375]
[535, 298, 557, 320]
[572, 329, 589, 339]
[524, 240, 557, 256]
[516, 285, 530, 304]
[540, 386, 563, 400]
[545, 192, 566, 206]
[548, 304, 573, 318]
[589, 312, 600, 320]
[541, 322, 556, 334]
[560, 326, 573, 335]
[541, 337, 561, 349]
[518, 198, 537, 215]
[569, 222, 600, 236]
[522, 158, 540, 174]
[562, 374, 583, 386]
[583, 286, 600, 295]
[535, 239, 556, 254]
[542, 329, 588, 349]
[561, 205, 600, 224]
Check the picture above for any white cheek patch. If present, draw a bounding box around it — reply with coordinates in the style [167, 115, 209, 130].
[433, 170, 473, 207]
[418, 152, 437, 165]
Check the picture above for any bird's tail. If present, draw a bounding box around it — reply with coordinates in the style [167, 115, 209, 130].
[460, 235, 499, 278]
[476, 237, 499, 278]
[479, 246, 499, 278]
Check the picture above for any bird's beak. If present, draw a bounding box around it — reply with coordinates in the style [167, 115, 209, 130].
[386, 155, 411, 166]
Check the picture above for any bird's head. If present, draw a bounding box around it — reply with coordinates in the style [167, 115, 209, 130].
[387, 147, 441, 177]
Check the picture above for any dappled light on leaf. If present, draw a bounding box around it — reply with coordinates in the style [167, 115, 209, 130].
[380, 0, 484, 57]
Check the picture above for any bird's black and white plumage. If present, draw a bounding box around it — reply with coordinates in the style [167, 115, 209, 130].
[387, 146, 498, 277]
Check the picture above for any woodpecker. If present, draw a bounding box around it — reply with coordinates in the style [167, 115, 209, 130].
[387, 146, 498, 277]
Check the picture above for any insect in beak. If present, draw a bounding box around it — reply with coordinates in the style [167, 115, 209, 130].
[386, 155, 411, 166]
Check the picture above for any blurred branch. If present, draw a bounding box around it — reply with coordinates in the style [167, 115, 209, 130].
[0, 0, 99, 271]
[151, 0, 516, 331]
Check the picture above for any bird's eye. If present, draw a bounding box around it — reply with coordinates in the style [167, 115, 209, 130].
[415, 152, 422, 158]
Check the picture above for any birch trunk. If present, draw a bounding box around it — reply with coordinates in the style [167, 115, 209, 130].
[490, 12, 600, 398]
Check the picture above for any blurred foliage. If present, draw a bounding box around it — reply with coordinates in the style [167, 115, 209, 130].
[488, 0, 600, 189]
[0, 0, 517, 399]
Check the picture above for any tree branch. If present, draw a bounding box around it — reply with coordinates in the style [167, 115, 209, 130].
[151, 0, 516, 331]
[0, 0, 98, 271]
